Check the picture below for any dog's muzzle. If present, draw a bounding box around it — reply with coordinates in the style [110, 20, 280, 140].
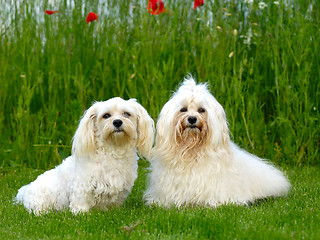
[188, 116, 197, 125]
[188, 116, 198, 128]
[184, 115, 202, 131]
[113, 119, 124, 132]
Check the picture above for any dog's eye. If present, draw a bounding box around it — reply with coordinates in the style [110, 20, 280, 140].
[180, 107, 188, 112]
[123, 112, 131, 118]
[198, 108, 206, 113]
[103, 113, 111, 119]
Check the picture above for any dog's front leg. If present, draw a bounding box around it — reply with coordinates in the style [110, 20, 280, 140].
[69, 190, 95, 214]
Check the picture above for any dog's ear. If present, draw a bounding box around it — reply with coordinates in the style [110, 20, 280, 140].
[154, 101, 172, 147]
[206, 96, 230, 150]
[128, 99, 155, 160]
[72, 102, 99, 159]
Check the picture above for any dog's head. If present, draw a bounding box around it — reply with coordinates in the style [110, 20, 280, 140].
[72, 97, 154, 160]
[155, 76, 230, 157]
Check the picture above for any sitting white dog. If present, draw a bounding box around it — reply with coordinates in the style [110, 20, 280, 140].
[15, 97, 154, 215]
[144, 76, 290, 207]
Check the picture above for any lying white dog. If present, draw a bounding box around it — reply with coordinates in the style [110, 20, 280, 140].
[16, 97, 154, 215]
[144, 76, 290, 207]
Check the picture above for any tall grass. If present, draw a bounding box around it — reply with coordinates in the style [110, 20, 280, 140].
[0, 0, 319, 169]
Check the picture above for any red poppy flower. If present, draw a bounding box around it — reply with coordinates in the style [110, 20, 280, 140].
[44, 10, 59, 15]
[86, 12, 98, 24]
[147, 0, 165, 15]
[194, 0, 204, 10]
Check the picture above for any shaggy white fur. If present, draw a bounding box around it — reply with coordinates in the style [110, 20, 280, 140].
[15, 97, 154, 215]
[144, 76, 290, 207]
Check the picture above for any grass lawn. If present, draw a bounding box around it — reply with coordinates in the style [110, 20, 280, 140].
[0, 161, 319, 239]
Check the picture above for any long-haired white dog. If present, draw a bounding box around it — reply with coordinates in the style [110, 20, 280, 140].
[16, 97, 154, 215]
[144, 76, 290, 207]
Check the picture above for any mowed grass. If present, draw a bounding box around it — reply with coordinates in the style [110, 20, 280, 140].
[1, 162, 319, 239]
[0, 0, 319, 239]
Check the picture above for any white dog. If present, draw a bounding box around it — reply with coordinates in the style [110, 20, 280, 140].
[15, 97, 154, 215]
[144, 76, 290, 207]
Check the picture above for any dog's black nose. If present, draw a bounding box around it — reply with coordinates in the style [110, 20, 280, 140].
[113, 119, 123, 128]
[188, 116, 197, 124]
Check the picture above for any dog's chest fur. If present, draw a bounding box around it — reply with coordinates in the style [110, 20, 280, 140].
[76, 151, 138, 207]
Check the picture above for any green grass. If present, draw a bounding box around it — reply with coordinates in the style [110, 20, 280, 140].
[0, 0, 319, 238]
[0, 162, 319, 239]
[0, 0, 319, 168]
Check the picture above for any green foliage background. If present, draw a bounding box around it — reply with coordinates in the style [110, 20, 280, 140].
[0, 0, 319, 169]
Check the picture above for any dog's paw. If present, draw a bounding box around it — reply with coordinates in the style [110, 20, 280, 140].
[70, 204, 90, 214]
